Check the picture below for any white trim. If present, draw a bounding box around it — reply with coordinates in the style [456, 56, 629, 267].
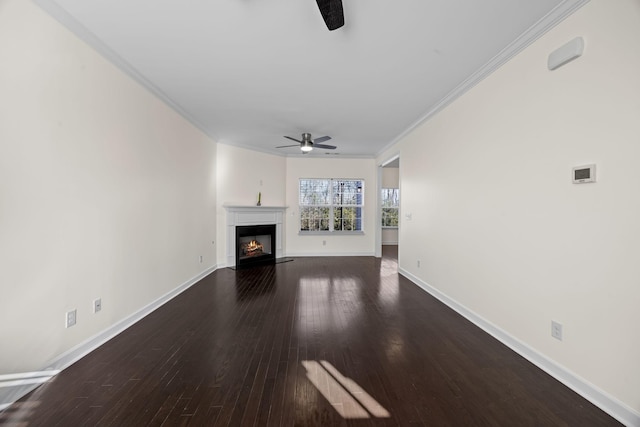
[222, 205, 287, 210]
[380, 154, 400, 168]
[34, 0, 588, 162]
[298, 231, 364, 236]
[375, 165, 383, 258]
[0, 377, 51, 389]
[298, 178, 365, 234]
[33, 0, 214, 142]
[0, 370, 60, 411]
[0, 371, 61, 382]
[381, 240, 398, 245]
[377, 154, 400, 258]
[286, 252, 375, 257]
[29, 1, 374, 160]
[224, 206, 286, 267]
[217, 141, 376, 159]
[398, 267, 640, 427]
[0, 265, 217, 411]
[376, 0, 590, 158]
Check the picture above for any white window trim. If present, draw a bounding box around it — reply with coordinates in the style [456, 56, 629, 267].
[299, 178, 365, 234]
[298, 230, 365, 236]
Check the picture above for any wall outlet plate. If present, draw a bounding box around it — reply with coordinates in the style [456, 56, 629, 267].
[93, 298, 102, 313]
[551, 320, 563, 341]
[66, 309, 77, 328]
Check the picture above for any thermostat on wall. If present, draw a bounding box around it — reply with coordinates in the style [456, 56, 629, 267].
[572, 164, 596, 184]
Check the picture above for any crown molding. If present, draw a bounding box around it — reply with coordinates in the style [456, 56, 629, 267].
[377, 0, 590, 157]
[33, 0, 217, 143]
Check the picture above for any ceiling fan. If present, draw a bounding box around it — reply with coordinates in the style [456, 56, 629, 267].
[315, 0, 344, 31]
[276, 133, 337, 153]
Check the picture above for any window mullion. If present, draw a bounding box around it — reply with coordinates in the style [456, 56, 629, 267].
[329, 206, 334, 232]
[329, 180, 334, 232]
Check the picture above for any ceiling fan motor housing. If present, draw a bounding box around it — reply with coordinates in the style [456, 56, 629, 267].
[301, 133, 313, 151]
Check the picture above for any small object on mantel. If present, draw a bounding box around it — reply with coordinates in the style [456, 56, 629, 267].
[257, 192, 262, 206]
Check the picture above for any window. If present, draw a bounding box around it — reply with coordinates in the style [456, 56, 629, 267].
[299, 179, 364, 232]
[381, 188, 399, 227]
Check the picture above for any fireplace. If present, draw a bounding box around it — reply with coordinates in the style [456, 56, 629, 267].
[236, 224, 276, 268]
[224, 205, 286, 268]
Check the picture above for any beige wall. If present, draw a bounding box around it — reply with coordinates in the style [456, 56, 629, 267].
[215, 144, 286, 265]
[285, 157, 376, 256]
[378, 0, 640, 418]
[382, 167, 399, 188]
[0, 0, 216, 374]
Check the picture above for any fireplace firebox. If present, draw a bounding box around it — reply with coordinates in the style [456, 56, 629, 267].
[235, 224, 276, 268]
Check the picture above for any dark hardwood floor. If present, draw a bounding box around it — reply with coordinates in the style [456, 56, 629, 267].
[1, 246, 620, 426]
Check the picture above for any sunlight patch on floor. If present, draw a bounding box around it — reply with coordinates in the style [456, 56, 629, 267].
[302, 360, 390, 419]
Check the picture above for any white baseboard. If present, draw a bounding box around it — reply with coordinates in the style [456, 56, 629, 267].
[398, 267, 640, 427]
[0, 265, 217, 412]
[221, 253, 377, 268]
[381, 241, 398, 245]
[0, 370, 61, 412]
[285, 252, 375, 257]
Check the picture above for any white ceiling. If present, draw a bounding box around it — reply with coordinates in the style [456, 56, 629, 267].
[35, 0, 587, 158]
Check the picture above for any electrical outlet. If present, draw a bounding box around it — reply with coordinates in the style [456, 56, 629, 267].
[65, 309, 77, 328]
[551, 321, 563, 341]
[322, 240, 326, 246]
[93, 298, 102, 313]
[199, 255, 203, 263]
[417, 260, 421, 268]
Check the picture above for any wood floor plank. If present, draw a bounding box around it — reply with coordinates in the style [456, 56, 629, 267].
[2, 246, 622, 426]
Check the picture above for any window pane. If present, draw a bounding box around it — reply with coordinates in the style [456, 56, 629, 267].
[381, 188, 399, 208]
[334, 206, 362, 231]
[300, 179, 330, 205]
[382, 207, 399, 227]
[333, 180, 364, 206]
[301, 206, 330, 231]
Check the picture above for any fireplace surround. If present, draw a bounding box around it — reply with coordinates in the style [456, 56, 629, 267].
[224, 205, 286, 268]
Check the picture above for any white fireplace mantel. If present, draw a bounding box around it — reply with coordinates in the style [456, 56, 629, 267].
[224, 205, 287, 267]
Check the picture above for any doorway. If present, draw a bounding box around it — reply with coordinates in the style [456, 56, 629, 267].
[378, 156, 400, 260]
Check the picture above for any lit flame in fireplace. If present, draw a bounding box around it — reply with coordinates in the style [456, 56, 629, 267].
[243, 239, 264, 256]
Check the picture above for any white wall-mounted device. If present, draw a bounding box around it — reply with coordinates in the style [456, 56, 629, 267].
[572, 164, 596, 184]
[548, 37, 584, 70]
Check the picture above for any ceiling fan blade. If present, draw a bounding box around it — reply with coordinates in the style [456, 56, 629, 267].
[313, 136, 331, 143]
[315, 0, 344, 31]
[276, 144, 301, 148]
[313, 143, 337, 150]
[284, 136, 302, 143]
